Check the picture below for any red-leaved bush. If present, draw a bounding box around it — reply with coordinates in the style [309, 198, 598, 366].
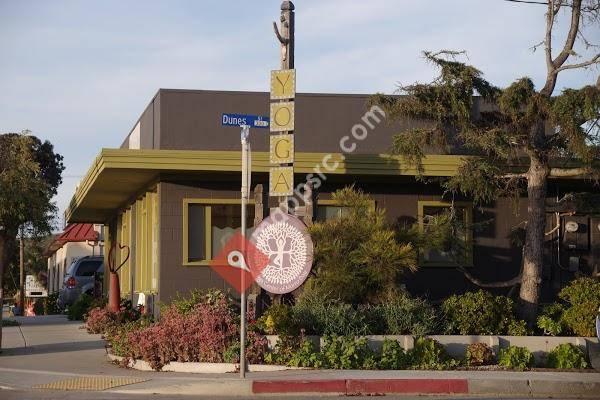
[126, 297, 240, 369]
[85, 303, 143, 335]
[85, 307, 117, 334]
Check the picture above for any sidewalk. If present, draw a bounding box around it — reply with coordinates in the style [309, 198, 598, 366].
[1, 315, 599, 397]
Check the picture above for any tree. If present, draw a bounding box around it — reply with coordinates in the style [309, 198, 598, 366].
[305, 187, 416, 304]
[0, 131, 64, 349]
[370, 0, 600, 324]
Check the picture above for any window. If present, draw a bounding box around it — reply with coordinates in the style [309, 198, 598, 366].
[314, 198, 375, 222]
[418, 200, 473, 267]
[183, 199, 255, 265]
[76, 260, 102, 277]
[315, 205, 348, 221]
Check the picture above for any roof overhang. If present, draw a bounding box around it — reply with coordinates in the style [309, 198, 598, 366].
[66, 149, 465, 223]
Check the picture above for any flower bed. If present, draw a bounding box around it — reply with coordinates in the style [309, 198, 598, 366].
[84, 286, 599, 372]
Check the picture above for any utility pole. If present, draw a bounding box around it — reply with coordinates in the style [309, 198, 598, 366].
[273, 1, 295, 213]
[19, 227, 25, 316]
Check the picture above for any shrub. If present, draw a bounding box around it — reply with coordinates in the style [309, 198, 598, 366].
[257, 303, 297, 335]
[409, 337, 455, 370]
[546, 343, 588, 369]
[507, 319, 531, 336]
[33, 299, 45, 316]
[2, 319, 19, 327]
[167, 288, 232, 315]
[441, 290, 525, 335]
[498, 346, 534, 370]
[288, 338, 322, 368]
[223, 342, 241, 363]
[379, 339, 410, 369]
[85, 307, 116, 334]
[44, 292, 61, 315]
[319, 335, 378, 369]
[264, 335, 302, 365]
[465, 343, 494, 366]
[377, 292, 439, 335]
[306, 187, 416, 303]
[105, 318, 151, 357]
[559, 278, 600, 337]
[67, 293, 94, 321]
[128, 297, 238, 370]
[292, 291, 372, 336]
[537, 303, 566, 336]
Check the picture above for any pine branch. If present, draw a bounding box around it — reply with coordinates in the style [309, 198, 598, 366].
[458, 266, 522, 287]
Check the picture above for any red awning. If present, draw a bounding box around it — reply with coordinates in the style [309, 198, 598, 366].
[44, 223, 99, 256]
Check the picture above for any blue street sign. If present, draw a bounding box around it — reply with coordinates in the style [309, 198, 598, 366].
[221, 113, 270, 129]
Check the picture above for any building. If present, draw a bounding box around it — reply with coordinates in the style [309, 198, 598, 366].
[46, 223, 104, 293]
[65, 89, 600, 311]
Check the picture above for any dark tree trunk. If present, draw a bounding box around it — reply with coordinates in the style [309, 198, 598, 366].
[519, 144, 550, 325]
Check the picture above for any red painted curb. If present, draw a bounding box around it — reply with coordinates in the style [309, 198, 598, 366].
[252, 378, 469, 394]
[346, 379, 469, 394]
[252, 379, 346, 393]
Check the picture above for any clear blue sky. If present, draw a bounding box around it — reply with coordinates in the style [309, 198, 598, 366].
[0, 0, 598, 228]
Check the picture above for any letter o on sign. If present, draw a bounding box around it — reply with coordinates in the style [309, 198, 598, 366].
[270, 102, 295, 132]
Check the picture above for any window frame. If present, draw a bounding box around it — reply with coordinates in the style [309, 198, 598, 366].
[315, 198, 376, 221]
[182, 198, 255, 267]
[417, 200, 473, 267]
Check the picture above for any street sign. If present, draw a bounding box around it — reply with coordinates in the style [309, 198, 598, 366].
[270, 69, 296, 100]
[269, 166, 294, 196]
[25, 275, 47, 297]
[250, 214, 313, 294]
[270, 134, 294, 164]
[221, 113, 270, 129]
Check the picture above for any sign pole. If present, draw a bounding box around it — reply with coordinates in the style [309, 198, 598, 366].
[240, 124, 250, 378]
[273, 1, 295, 211]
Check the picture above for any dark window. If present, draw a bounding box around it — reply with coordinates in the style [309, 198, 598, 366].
[315, 205, 349, 222]
[421, 205, 471, 266]
[188, 204, 206, 262]
[76, 260, 102, 276]
[210, 204, 254, 257]
[186, 202, 255, 263]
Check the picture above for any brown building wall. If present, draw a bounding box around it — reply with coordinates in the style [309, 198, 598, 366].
[157, 89, 439, 154]
[156, 175, 546, 303]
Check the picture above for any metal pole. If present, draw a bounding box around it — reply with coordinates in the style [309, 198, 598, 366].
[19, 227, 25, 316]
[240, 125, 250, 378]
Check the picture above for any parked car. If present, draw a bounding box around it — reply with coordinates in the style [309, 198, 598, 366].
[58, 256, 104, 310]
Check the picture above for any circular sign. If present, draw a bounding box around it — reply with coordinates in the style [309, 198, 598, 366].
[250, 213, 313, 294]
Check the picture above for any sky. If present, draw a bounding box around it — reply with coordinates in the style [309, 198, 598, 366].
[0, 0, 598, 229]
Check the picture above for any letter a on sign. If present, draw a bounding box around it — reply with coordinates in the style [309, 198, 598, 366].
[270, 69, 296, 100]
[269, 166, 294, 196]
[270, 134, 294, 164]
[270, 102, 294, 132]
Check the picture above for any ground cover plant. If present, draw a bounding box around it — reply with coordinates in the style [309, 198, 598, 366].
[546, 343, 588, 369]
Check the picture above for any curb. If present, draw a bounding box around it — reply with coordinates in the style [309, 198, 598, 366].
[252, 378, 600, 397]
[107, 354, 297, 373]
[253, 379, 469, 395]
